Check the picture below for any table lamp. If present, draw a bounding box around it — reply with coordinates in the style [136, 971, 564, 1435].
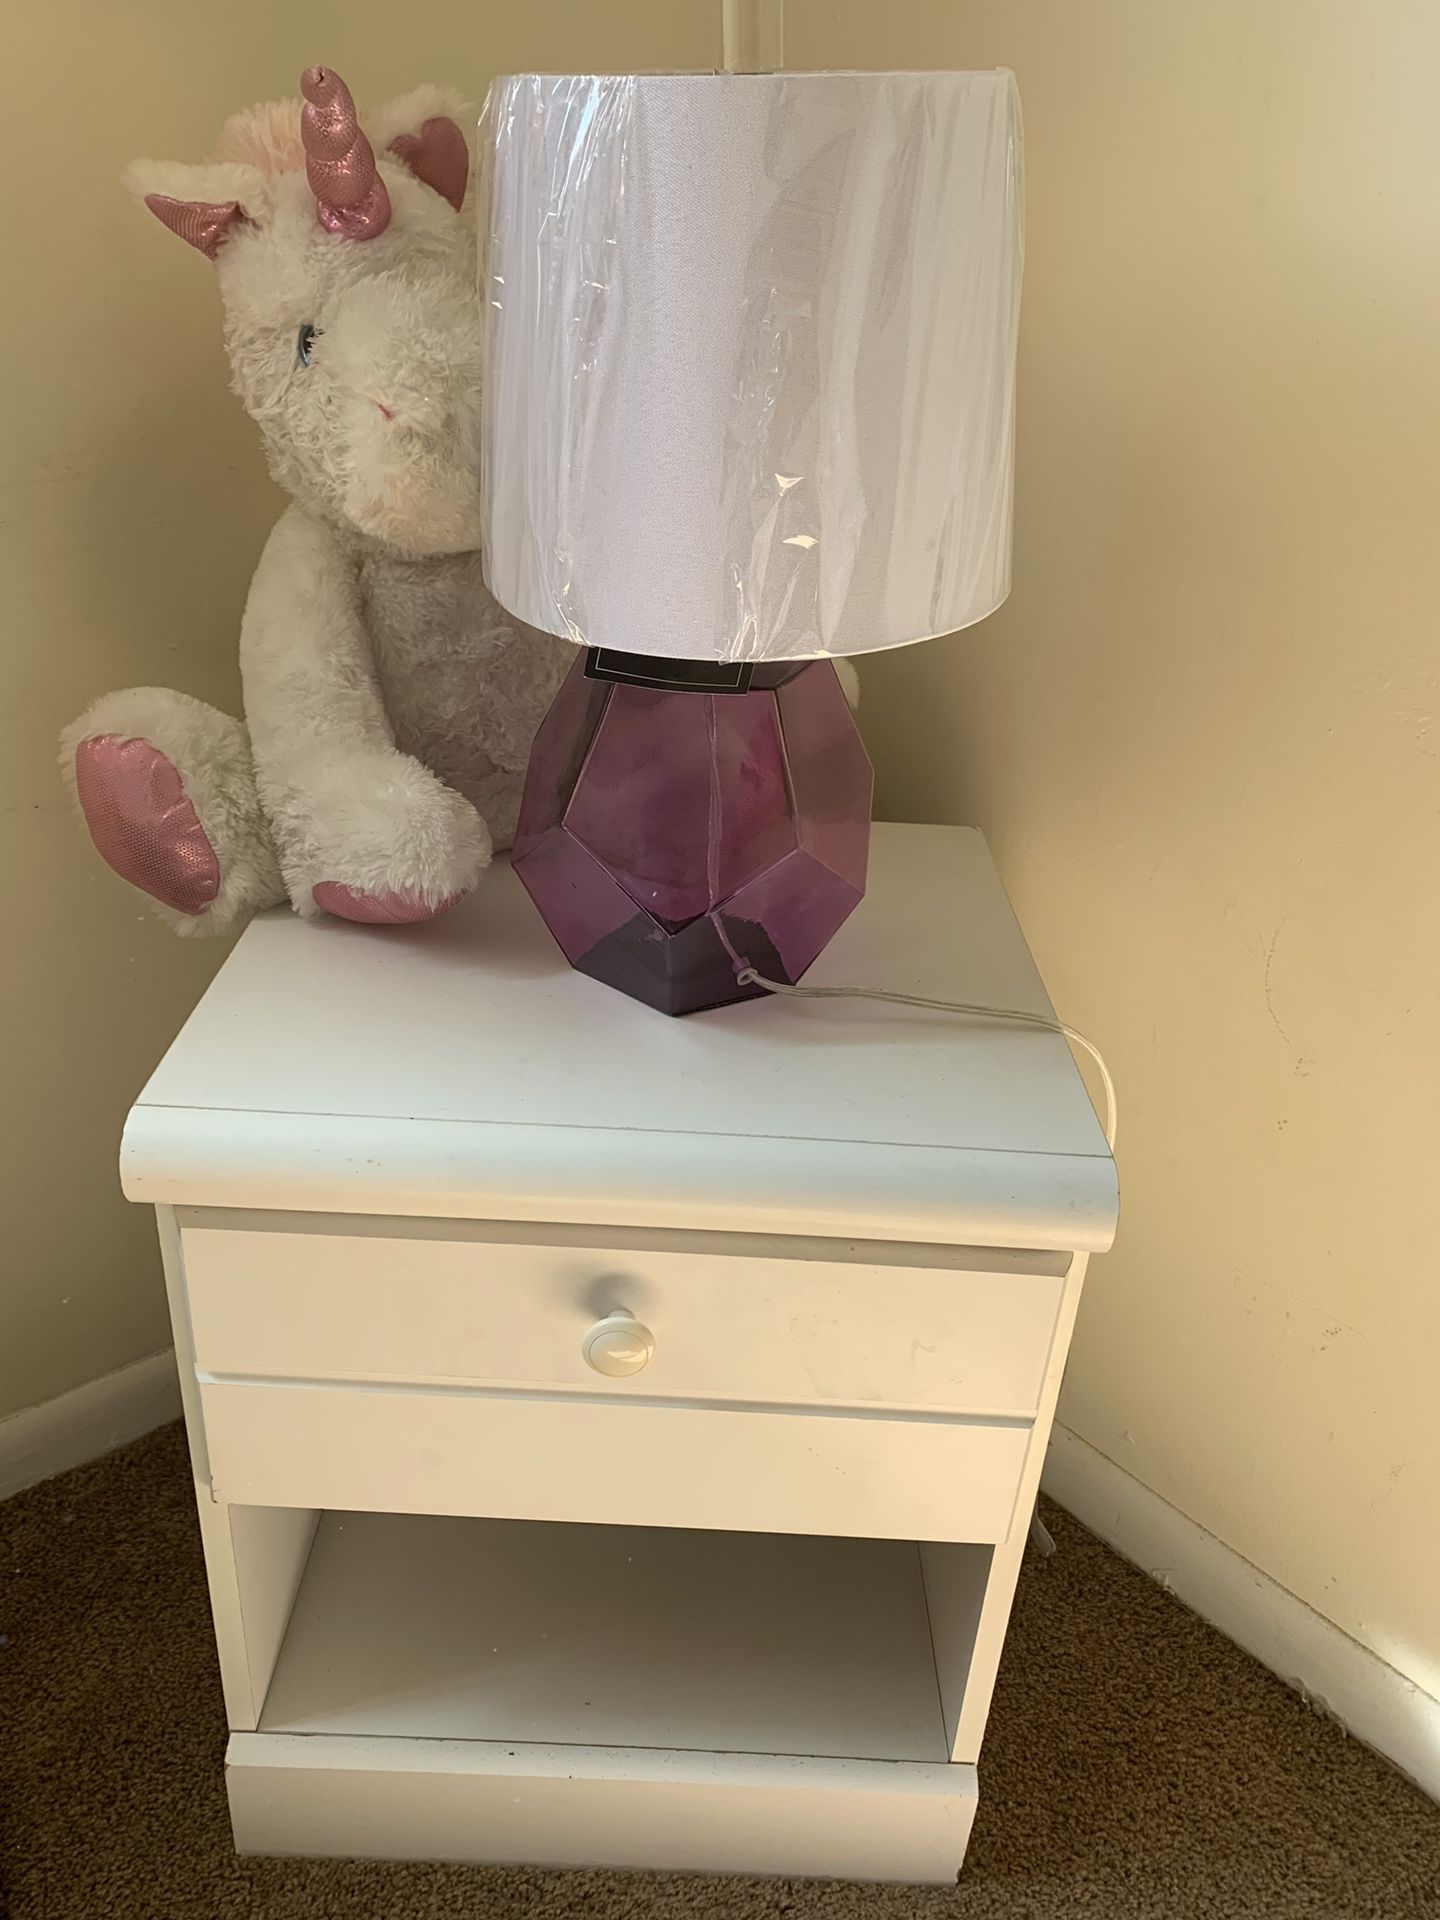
[481, 38, 1022, 1014]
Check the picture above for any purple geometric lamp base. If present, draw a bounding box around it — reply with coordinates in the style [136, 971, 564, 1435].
[513, 656, 873, 1015]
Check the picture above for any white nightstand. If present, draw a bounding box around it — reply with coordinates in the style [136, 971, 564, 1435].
[124, 822, 1118, 1884]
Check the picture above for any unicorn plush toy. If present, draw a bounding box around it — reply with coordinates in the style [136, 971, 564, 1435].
[62, 67, 571, 934]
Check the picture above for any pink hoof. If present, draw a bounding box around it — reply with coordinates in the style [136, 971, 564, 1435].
[73, 735, 220, 916]
[312, 882, 464, 925]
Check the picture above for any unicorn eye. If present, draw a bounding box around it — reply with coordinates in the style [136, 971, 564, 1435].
[296, 323, 319, 367]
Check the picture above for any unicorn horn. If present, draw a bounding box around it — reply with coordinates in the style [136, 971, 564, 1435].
[300, 66, 391, 240]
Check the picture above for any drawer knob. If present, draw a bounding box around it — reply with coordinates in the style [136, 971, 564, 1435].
[582, 1309, 655, 1378]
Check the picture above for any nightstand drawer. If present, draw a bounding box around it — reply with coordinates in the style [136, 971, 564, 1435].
[181, 1218, 1067, 1418]
[198, 1379, 1032, 1544]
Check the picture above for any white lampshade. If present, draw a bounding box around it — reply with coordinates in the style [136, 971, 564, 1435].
[481, 69, 1023, 664]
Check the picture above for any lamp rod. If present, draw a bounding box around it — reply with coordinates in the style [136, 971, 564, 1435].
[721, 0, 783, 73]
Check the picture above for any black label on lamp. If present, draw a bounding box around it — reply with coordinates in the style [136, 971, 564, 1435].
[584, 649, 755, 695]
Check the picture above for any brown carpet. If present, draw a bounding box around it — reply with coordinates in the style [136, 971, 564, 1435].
[1, 1425, 1437, 1920]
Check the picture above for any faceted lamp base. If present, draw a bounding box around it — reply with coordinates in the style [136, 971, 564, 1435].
[513, 658, 873, 1016]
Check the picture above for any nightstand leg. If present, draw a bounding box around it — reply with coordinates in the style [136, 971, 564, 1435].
[922, 1254, 1090, 1763]
[155, 1205, 320, 1730]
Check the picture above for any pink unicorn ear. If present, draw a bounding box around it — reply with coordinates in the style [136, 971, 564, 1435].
[143, 192, 250, 262]
[388, 116, 469, 212]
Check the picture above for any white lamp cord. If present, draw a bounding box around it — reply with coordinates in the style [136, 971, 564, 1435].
[734, 969, 1118, 1153]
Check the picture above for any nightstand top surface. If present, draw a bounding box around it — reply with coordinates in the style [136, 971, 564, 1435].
[124, 824, 1117, 1250]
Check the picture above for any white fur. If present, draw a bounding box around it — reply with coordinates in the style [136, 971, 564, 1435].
[67, 83, 573, 933]
[241, 506, 501, 914]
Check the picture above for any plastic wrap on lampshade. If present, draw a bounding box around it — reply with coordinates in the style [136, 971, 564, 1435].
[480, 70, 1023, 664]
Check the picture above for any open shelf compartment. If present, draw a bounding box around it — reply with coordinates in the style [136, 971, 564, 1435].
[246, 1508, 993, 1767]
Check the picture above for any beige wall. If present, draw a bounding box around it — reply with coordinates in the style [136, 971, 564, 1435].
[788, 0, 1440, 1696]
[0, 1, 713, 1418]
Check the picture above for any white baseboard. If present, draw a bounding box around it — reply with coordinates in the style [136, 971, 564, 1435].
[1043, 1422, 1440, 1803]
[0, 1349, 181, 1501]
